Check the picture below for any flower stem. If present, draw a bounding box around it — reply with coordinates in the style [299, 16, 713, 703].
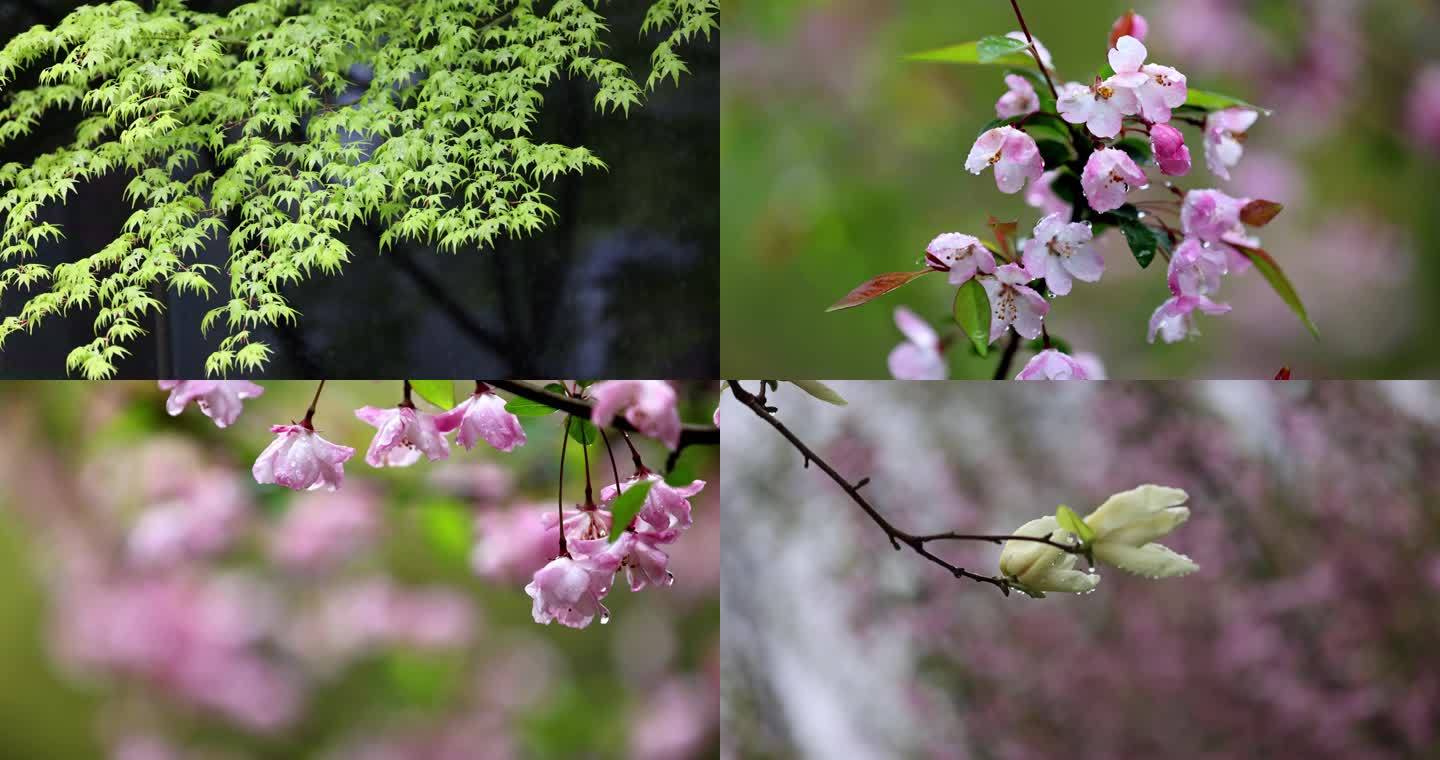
[557, 416, 572, 558]
[599, 428, 623, 492]
[301, 379, 326, 429]
[1008, 0, 1058, 100]
[993, 332, 1021, 379]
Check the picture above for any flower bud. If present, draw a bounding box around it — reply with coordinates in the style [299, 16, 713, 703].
[999, 516, 1099, 595]
[1150, 123, 1192, 176]
[1084, 485, 1199, 578]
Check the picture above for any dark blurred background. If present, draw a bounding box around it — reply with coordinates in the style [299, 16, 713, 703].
[721, 0, 1440, 378]
[0, 0, 718, 379]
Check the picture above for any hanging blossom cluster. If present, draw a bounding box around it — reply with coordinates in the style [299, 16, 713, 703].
[829, 9, 1314, 380]
[161, 379, 710, 630]
[998, 484, 1198, 597]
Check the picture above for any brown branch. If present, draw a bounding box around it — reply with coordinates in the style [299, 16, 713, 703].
[1008, 0, 1058, 100]
[726, 381, 1081, 595]
[488, 380, 720, 453]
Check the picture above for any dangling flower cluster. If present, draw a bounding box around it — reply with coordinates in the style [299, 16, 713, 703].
[998, 484, 1198, 597]
[835, 10, 1307, 379]
[526, 465, 706, 629]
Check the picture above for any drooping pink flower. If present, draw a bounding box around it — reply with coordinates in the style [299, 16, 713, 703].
[158, 381, 264, 428]
[1081, 148, 1147, 213]
[965, 126, 1044, 194]
[1204, 107, 1259, 180]
[925, 232, 995, 286]
[590, 380, 682, 451]
[1057, 79, 1138, 139]
[612, 528, 676, 592]
[354, 405, 451, 467]
[525, 539, 624, 628]
[1015, 349, 1096, 380]
[1150, 123, 1192, 176]
[1026, 169, 1072, 219]
[268, 488, 380, 571]
[1167, 237, 1228, 297]
[1020, 212, 1102, 296]
[1180, 189, 1248, 243]
[1075, 352, 1108, 379]
[887, 307, 946, 380]
[1109, 11, 1149, 46]
[252, 424, 355, 491]
[601, 472, 707, 532]
[1148, 294, 1232, 343]
[542, 504, 614, 542]
[1106, 35, 1187, 124]
[980, 263, 1048, 342]
[433, 389, 527, 452]
[995, 73, 1039, 118]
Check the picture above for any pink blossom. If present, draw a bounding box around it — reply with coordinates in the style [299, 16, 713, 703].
[979, 263, 1048, 342]
[1204, 108, 1259, 180]
[1081, 148, 1147, 213]
[1074, 352, 1108, 379]
[887, 307, 946, 380]
[471, 505, 557, 582]
[433, 389, 527, 452]
[612, 528, 676, 592]
[1020, 212, 1102, 296]
[1107, 35, 1187, 124]
[252, 424, 355, 491]
[964, 126, 1044, 194]
[1150, 123, 1191, 176]
[995, 73, 1039, 118]
[925, 232, 995, 286]
[1109, 11, 1149, 46]
[1015, 349, 1096, 380]
[1148, 294, 1232, 343]
[1167, 237, 1228, 297]
[355, 405, 451, 467]
[1180, 189, 1248, 243]
[128, 471, 251, 567]
[268, 488, 379, 571]
[590, 380, 682, 450]
[542, 504, 613, 542]
[1057, 79, 1138, 139]
[158, 380, 264, 428]
[1026, 169, 1072, 219]
[525, 539, 624, 628]
[601, 472, 707, 532]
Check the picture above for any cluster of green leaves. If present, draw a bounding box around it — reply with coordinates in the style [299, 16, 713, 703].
[831, 33, 1317, 355]
[0, 0, 717, 377]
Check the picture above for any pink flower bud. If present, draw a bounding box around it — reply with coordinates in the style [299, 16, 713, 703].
[1150, 123, 1192, 176]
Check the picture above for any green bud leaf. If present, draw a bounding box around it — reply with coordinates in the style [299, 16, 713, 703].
[953, 277, 992, 357]
[607, 479, 655, 543]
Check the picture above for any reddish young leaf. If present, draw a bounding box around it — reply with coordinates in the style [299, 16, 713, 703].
[987, 215, 1019, 258]
[1240, 200, 1284, 227]
[826, 270, 935, 312]
[1274, 367, 1291, 380]
[1109, 10, 1142, 48]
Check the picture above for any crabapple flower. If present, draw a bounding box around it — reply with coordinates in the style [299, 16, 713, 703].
[613, 527, 678, 592]
[1057, 79, 1138, 139]
[1026, 169, 1072, 219]
[355, 405, 451, 467]
[1150, 123, 1192, 176]
[1081, 148, 1147, 213]
[1107, 35, 1187, 124]
[965, 126, 1044, 194]
[1083, 484, 1199, 578]
[995, 73, 1039, 118]
[1180, 188, 1247, 243]
[525, 539, 623, 628]
[590, 380, 682, 451]
[1204, 107, 1259, 179]
[1167, 237, 1228, 296]
[1005, 31, 1054, 71]
[888, 307, 947, 380]
[601, 472, 706, 532]
[1020, 212, 1103, 296]
[925, 232, 995, 286]
[541, 504, 613, 542]
[1110, 10, 1149, 46]
[158, 381, 264, 428]
[980, 263, 1048, 342]
[1015, 349, 1096, 380]
[433, 389, 527, 452]
[999, 516, 1098, 595]
[1148, 294, 1231, 343]
[252, 424, 355, 491]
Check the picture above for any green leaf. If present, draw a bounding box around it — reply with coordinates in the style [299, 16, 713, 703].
[1179, 88, 1272, 116]
[568, 417, 599, 446]
[952, 277, 992, 357]
[409, 380, 455, 410]
[787, 380, 847, 406]
[1117, 218, 1168, 269]
[665, 457, 697, 486]
[1055, 505, 1095, 544]
[607, 479, 655, 542]
[505, 397, 560, 416]
[976, 35, 1030, 63]
[906, 39, 1035, 67]
[827, 270, 934, 312]
[1228, 242, 1319, 339]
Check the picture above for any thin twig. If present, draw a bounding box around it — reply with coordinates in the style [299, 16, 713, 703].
[727, 382, 1081, 595]
[1008, 0, 1058, 100]
[993, 332, 1021, 380]
[488, 380, 720, 450]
